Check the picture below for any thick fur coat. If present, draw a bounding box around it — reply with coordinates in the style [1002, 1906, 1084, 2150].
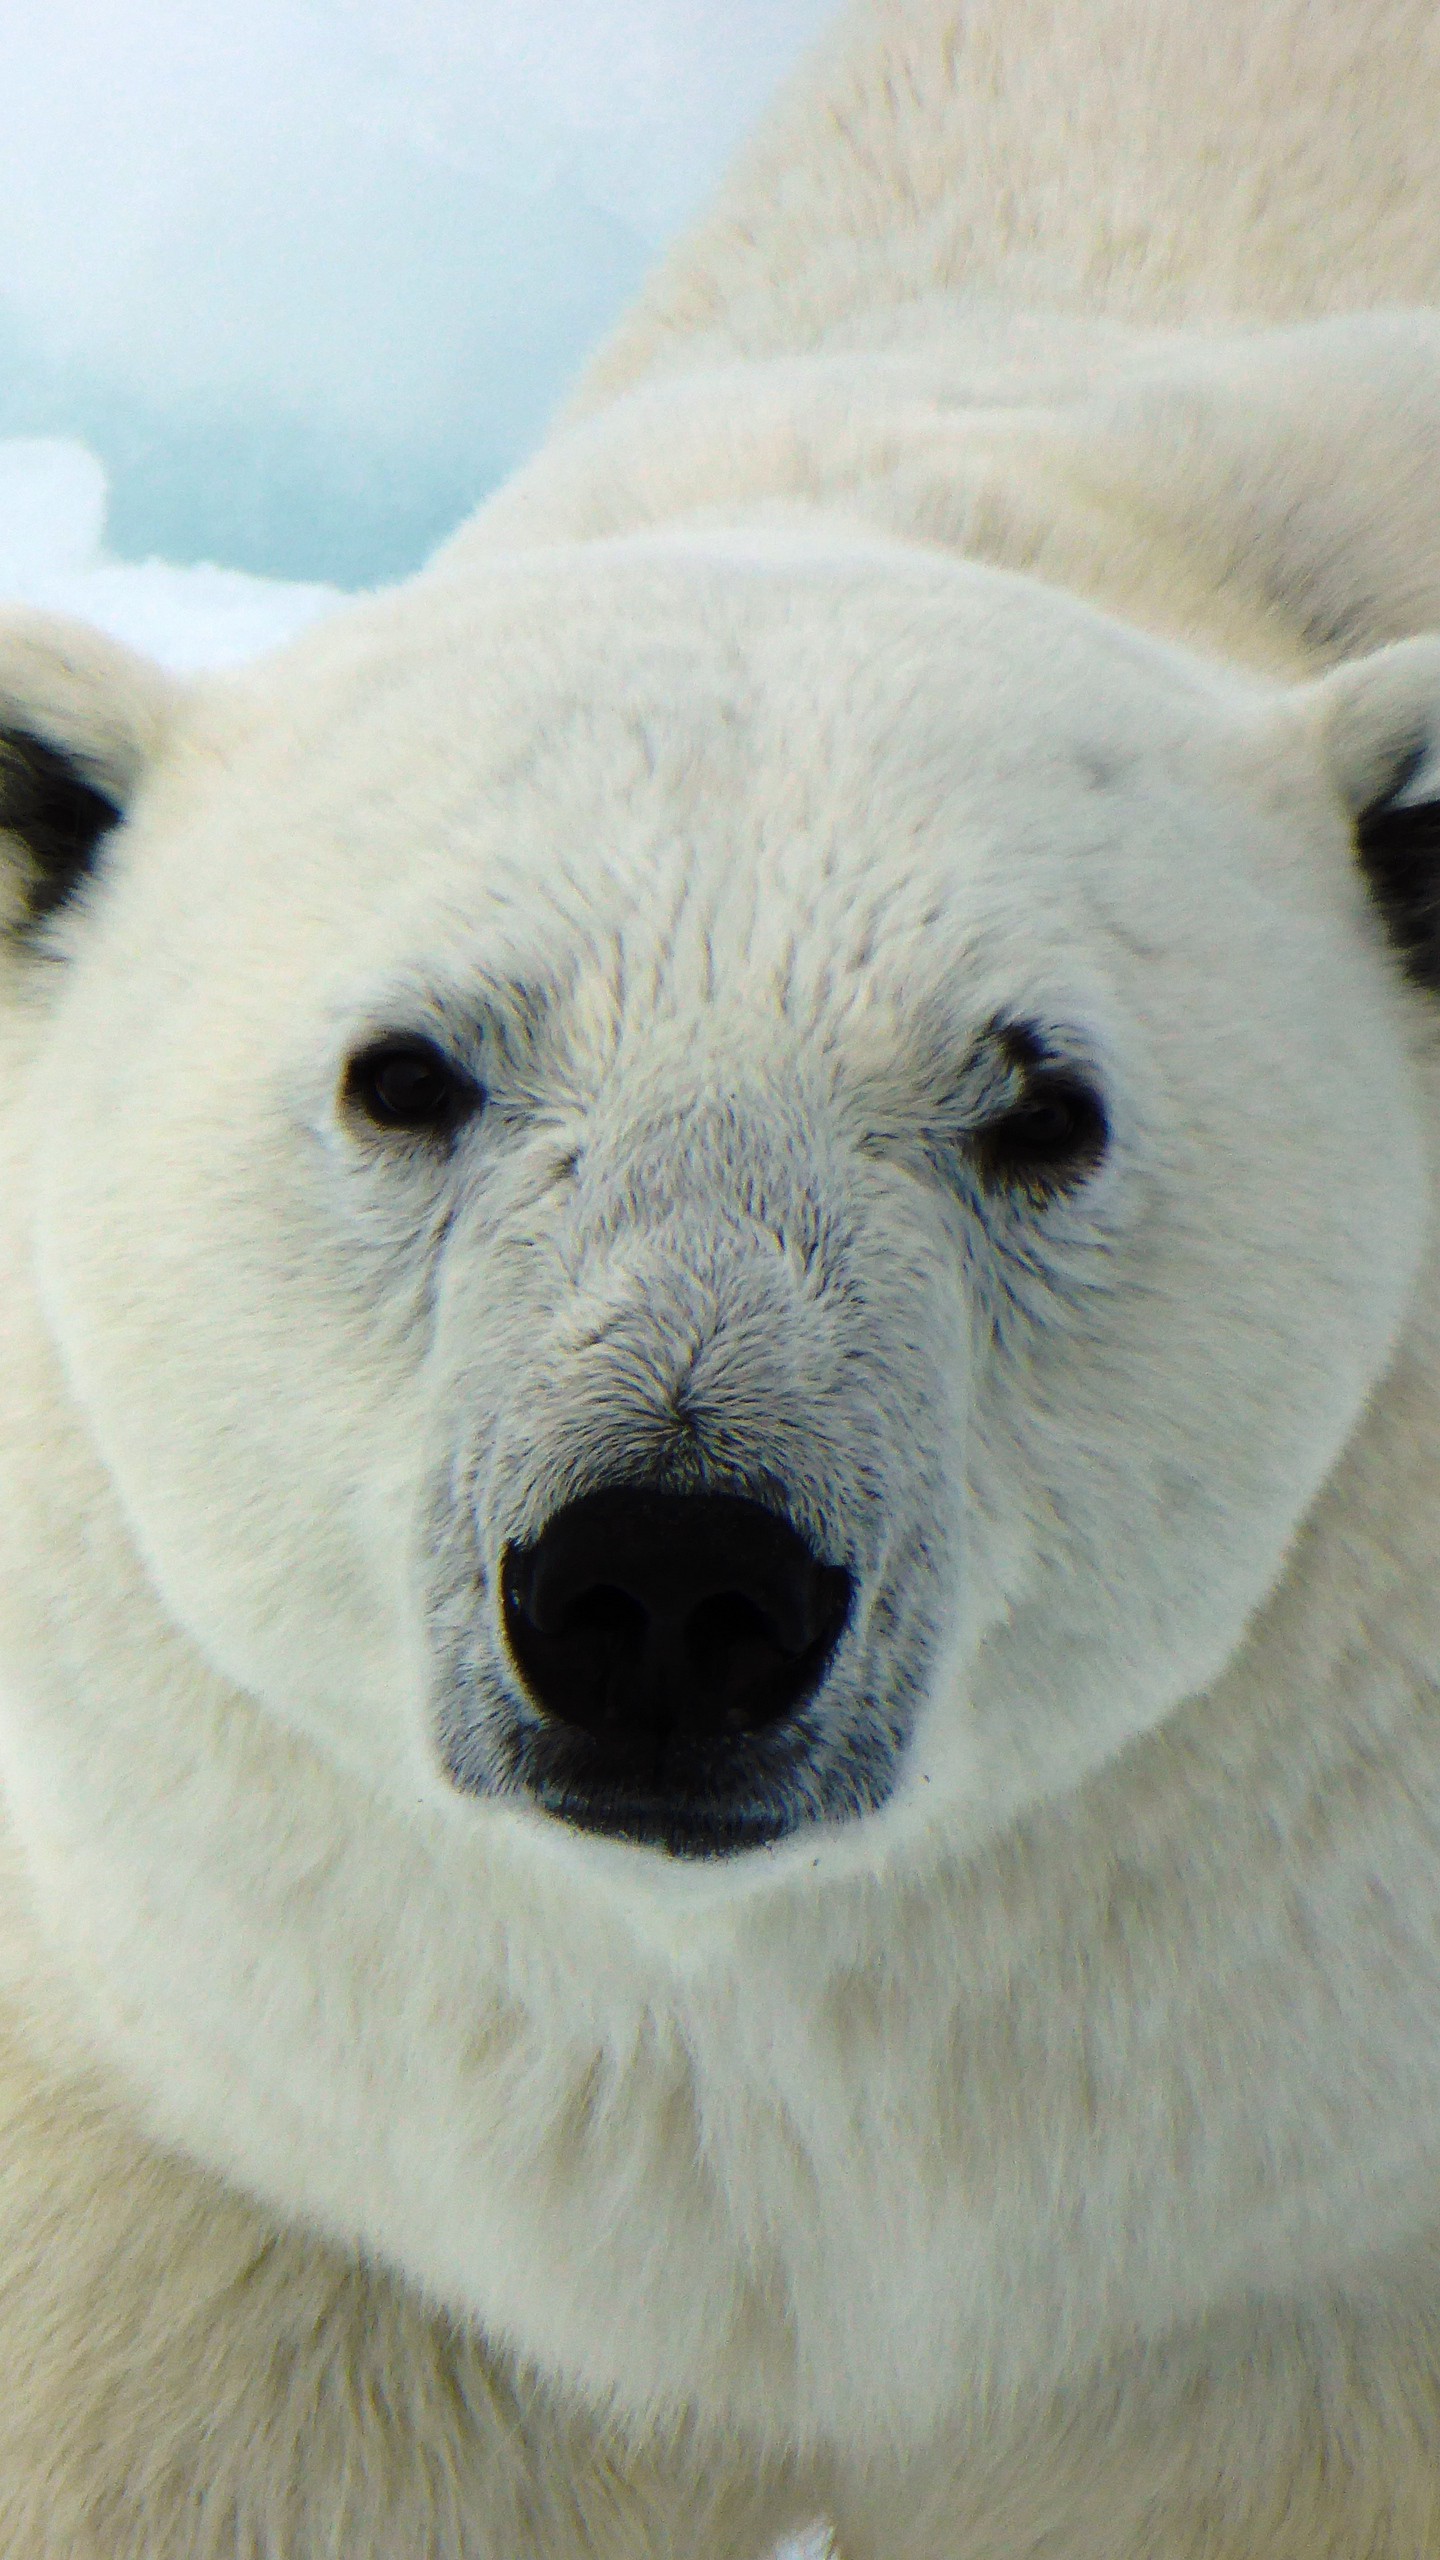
[5, 5, 1440, 2556]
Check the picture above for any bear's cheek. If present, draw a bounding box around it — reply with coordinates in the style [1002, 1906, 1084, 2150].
[949, 988, 1431, 1821]
[24, 1066, 449, 1780]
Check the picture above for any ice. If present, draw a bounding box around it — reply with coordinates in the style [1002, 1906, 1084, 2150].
[0, 442, 107, 585]
[0, 0, 835, 586]
[0, 438, 340, 672]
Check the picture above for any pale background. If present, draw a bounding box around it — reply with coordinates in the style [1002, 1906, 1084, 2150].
[0, 0, 833, 592]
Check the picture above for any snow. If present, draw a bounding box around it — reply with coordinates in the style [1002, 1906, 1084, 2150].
[0, 0, 835, 588]
[0, 440, 340, 672]
[0, 0, 836, 639]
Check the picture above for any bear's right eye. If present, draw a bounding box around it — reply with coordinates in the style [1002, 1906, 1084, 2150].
[344, 1037, 483, 1138]
[975, 1070, 1108, 1194]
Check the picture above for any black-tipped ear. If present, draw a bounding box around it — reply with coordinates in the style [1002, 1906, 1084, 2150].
[1, 728, 125, 931]
[1354, 755, 1440, 993]
[1311, 637, 1440, 993]
[0, 611, 179, 941]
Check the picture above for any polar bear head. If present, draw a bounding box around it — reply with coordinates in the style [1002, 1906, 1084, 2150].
[2, 534, 1438, 1887]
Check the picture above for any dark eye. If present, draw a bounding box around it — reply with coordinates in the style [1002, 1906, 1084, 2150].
[344, 1037, 482, 1137]
[975, 1072, 1108, 1195]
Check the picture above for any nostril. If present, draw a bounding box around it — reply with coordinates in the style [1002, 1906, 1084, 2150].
[499, 1488, 852, 1756]
[501, 1570, 648, 1730]
[687, 1587, 771, 1668]
[681, 1586, 838, 1730]
[553, 1586, 647, 1651]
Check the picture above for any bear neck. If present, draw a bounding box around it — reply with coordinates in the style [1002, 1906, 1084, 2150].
[438, 307, 1440, 687]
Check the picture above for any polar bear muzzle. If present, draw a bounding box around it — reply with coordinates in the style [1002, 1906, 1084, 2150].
[496, 1486, 853, 1851]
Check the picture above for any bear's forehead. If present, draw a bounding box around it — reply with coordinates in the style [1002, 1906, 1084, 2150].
[74, 529, 1318, 1125]
[215, 534, 1246, 838]
[181, 537, 1260, 968]
[59, 534, 1364, 1169]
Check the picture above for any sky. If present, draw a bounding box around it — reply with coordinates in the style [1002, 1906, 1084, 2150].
[0, 0, 835, 588]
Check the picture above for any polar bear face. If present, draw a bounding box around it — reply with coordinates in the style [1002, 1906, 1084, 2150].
[3, 534, 1438, 1886]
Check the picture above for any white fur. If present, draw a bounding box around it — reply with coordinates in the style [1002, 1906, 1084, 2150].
[6, 5, 1440, 2555]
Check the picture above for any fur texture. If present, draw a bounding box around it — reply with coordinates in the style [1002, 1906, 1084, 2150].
[6, 5, 1440, 2556]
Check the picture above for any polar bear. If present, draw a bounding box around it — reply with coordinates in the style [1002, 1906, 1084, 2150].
[8, 2, 1440, 2555]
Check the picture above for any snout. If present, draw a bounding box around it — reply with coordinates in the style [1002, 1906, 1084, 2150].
[427, 1125, 947, 1855]
[498, 1487, 853, 1854]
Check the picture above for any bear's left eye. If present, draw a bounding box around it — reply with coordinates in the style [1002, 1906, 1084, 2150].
[344, 1037, 483, 1138]
[974, 1071, 1108, 1196]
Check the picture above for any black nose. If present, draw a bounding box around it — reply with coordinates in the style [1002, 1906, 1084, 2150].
[500, 1488, 852, 1761]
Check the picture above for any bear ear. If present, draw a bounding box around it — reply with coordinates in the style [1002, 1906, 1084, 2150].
[0, 610, 180, 941]
[1312, 636, 1440, 993]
